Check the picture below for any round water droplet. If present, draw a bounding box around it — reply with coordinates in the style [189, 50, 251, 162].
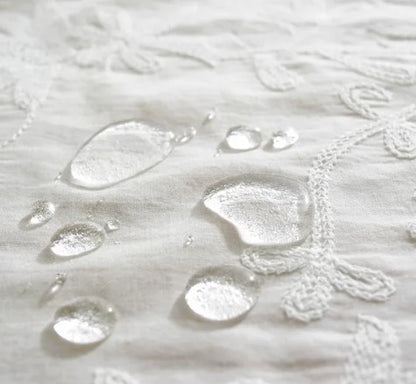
[271, 127, 299, 150]
[49, 222, 106, 257]
[29, 200, 56, 226]
[68, 120, 175, 189]
[225, 126, 262, 151]
[185, 265, 260, 321]
[53, 297, 116, 345]
[203, 174, 313, 247]
[175, 126, 197, 145]
[104, 219, 120, 233]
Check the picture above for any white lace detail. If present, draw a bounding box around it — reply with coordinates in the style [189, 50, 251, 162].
[341, 315, 414, 384]
[94, 368, 139, 384]
[319, 50, 416, 85]
[253, 54, 302, 91]
[241, 100, 416, 321]
[0, 42, 57, 149]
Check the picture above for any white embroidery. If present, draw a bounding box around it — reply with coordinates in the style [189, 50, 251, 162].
[341, 315, 414, 384]
[0, 42, 57, 149]
[254, 54, 302, 91]
[94, 368, 139, 384]
[319, 50, 416, 85]
[241, 102, 416, 321]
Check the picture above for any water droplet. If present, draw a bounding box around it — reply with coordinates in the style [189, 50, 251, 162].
[183, 235, 194, 248]
[202, 108, 217, 126]
[270, 127, 299, 150]
[53, 297, 116, 345]
[175, 126, 197, 145]
[184, 265, 260, 321]
[225, 126, 262, 151]
[49, 222, 106, 257]
[55, 172, 62, 181]
[105, 219, 120, 233]
[203, 174, 313, 247]
[39, 273, 67, 305]
[28, 200, 56, 227]
[67, 120, 175, 189]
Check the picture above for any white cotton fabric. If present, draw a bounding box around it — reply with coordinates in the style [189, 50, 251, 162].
[0, 1, 415, 383]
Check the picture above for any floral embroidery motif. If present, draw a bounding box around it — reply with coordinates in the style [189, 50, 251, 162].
[253, 54, 302, 91]
[341, 315, 414, 384]
[0, 42, 57, 149]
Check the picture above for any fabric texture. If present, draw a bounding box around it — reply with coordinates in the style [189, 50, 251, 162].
[0, 0, 415, 383]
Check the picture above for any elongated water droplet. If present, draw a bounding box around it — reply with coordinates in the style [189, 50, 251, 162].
[203, 174, 313, 247]
[183, 235, 194, 248]
[39, 273, 67, 305]
[53, 297, 116, 345]
[185, 265, 260, 321]
[27, 200, 56, 227]
[49, 222, 106, 257]
[202, 108, 216, 126]
[67, 120, 175, 189]
[175, 126, 197, 145]
[270, 127, 299, 150]
[225, 126, 262, 151]
[105, 219, 120, 233]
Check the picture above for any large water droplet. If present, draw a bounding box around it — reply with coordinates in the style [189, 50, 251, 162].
[203, 174, 313, 247]
[225, 126, 262, 151]
[270, 127, 299, 150]
[67, 120, 175, 189]
[49, 222, 106, 257]
[53, 297, 116, 345]
[184, 265, 260, 321]
[27, 200, 56, 227]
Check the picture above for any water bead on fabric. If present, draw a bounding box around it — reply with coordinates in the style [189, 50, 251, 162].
[184, 265, 260, 321]
[203, 174, 313, 247]
[270, 127, 299, 150]
[49, 222, 106, 257]
[53, 297, 116, 345]
[28, 200, 56, 227]
[104, 219, 120, 233]
[225, 126, 262, 151]
[67, 120, 176, 189]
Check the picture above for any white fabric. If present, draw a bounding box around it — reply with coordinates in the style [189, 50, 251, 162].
[0, 0, 415, 383]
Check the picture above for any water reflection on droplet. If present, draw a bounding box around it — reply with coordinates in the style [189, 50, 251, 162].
[203, 174, 313, 247]
[28, 200, 56, 227]
[185, 265, 260, 321]
[53, 297, 116, 345]
[270, 127, 299, 150]
[225, 126, 262, 151]
[175, 126, 197, 145]
[67, 120, 175, 189]
[49, 222, 106, 257]
[105, 219, 120, 233]
[183, 235, 194, 248]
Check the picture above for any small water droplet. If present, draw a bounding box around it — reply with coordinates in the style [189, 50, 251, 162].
[49, 222, 106, 257]
[68, 120, 176, 189]
[183, 235, 194, 248]
[53, 297, 116, 345]
[270, 127, 299, 150]
[184, 265, 260, 321]
[202, 174, 313, 247]
[225, 126, 262, 151]
[55, 172, 62, 181]
[202, 108, 217, 126]
[175, 126, 197, 145]
[39, 273, 67, 305]
[26, 200, 56, 227]
[105, 219, 120, 233]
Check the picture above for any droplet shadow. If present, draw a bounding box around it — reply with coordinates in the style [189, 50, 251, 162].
[40, 324, 101, 359]
[191, 200, 243, 255]
[18, 215, 44, 231]
[37, 247, 86, 264]
[169, 294, 246, 330]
